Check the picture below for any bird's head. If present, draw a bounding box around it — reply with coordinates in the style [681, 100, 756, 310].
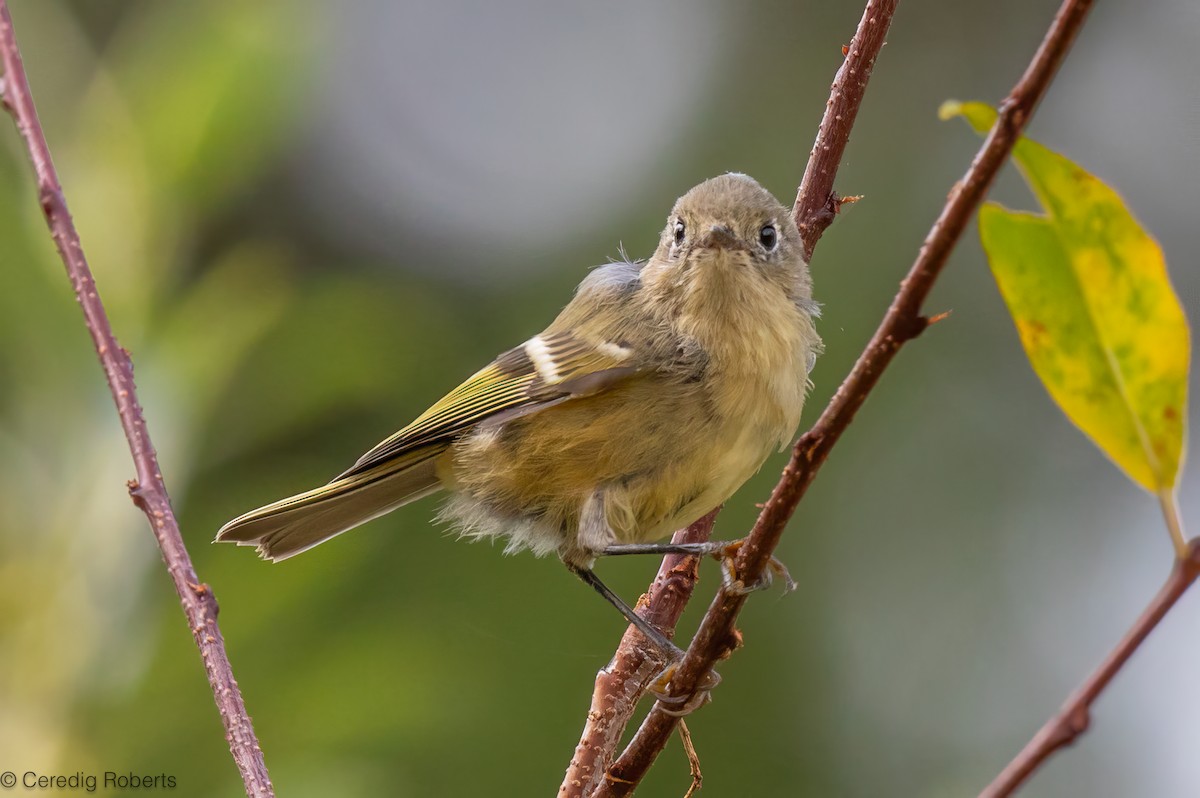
[646, 173, 811, 309]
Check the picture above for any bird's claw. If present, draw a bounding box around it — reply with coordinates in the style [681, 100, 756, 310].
[648, 660, 722, 717]
[714, 539, 796, 596]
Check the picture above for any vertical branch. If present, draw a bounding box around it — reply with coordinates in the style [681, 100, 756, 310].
[0, 5, 274, 797]
[596, 0, 1095, 794]
[794, 0, 897, 261]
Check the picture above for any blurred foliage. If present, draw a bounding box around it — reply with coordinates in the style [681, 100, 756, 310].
[0, 0, 308, 784]
[0, 2, 1197, 798]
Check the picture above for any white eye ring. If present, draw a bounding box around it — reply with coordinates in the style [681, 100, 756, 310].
[672, 219, 686, 246]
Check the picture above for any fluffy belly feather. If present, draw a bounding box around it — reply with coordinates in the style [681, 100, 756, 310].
[440, 352, 808, 562]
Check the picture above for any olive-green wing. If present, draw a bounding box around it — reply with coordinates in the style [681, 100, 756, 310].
[337, 331, 637, 479]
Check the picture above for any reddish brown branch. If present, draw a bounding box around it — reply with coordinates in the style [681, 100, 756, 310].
[0, 5, 274, 797]
[560, 510, 718, 797]
[560, 4, 900, 794]
[980, 540, 1200, 797]
[794, 0, 897, 261]
[595, 0, 1095, 793]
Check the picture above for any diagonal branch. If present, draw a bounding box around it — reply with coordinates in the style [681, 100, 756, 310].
[0, 5, 274, 797]
[595, 0, 1095, 794]
[560, 1, 899, 795]
[980, 539, 1200, 797]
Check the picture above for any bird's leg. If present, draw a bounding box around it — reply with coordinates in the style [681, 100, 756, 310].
[569, 489, 682, 657]
[599, 539, 796, 596]
[564, 561, 681, 658]
[567, 490, 723, 716]
[566, 561, 721, 716]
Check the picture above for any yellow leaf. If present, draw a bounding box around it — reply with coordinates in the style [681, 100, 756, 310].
[944, 101, 1190, 495]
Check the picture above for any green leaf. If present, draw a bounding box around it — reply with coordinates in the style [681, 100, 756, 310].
[943, 101, 1190, 495]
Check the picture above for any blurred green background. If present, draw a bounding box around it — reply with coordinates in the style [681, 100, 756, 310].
[1, 1, 1197, 796]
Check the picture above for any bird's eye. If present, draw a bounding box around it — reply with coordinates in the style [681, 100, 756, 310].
[759, 223, 778, 251]
[673, 219, 686, 246]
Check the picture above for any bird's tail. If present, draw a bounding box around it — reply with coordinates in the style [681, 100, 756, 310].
[216, 445, 447, 561]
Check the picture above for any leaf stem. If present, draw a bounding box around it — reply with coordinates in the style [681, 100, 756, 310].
[1158, 488, 1188, 559]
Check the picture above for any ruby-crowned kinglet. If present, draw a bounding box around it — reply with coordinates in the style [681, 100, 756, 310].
[218, 173, 821, 653]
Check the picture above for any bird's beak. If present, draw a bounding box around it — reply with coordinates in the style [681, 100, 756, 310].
[697, 224, 744, 251]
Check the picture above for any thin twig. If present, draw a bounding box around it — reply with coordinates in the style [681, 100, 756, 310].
[678, 721, 702, 798]
[980, 539, 1200, 797]
[597, 0, 1095, 793]
[793, 0, 897, 261]
[560, 4, 899, 794]
[559, 510, 717, 798]
[0, 5, 274, 797]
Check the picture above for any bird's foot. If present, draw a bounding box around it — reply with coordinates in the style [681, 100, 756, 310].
[601, 539, 795, 596]
[647, 658, 723, 717]
[713, 539, 796, 597]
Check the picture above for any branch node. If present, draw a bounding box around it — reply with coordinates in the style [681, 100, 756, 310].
[189, 581, 221, 618]
[720, 628, 743, 660]
[1063, 706, 1090, 738]
[38, 185, 62, 217]
[901, 313, 932, 342]
[1180, 538, 1200, 579]
[127, 479, 152, 513]
[997, 95, 1026, 130]
[794, 430, 824, 463]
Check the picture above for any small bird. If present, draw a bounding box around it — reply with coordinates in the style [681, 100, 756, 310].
[218, 173, 821, 659]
